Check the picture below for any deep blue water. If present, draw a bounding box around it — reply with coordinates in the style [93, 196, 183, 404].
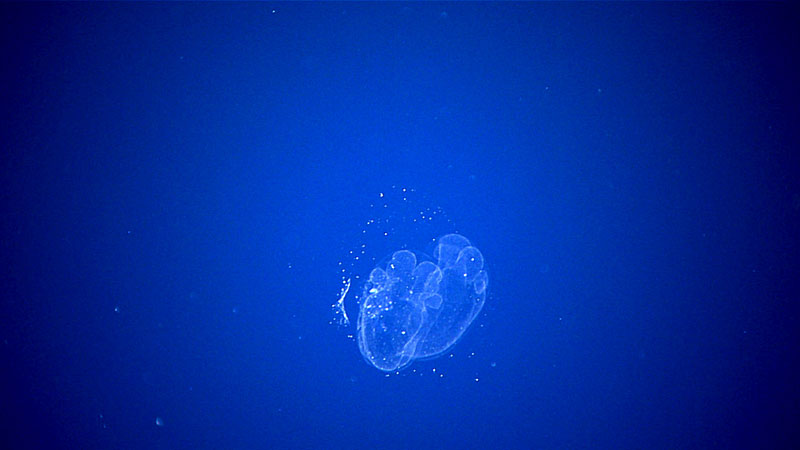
[2, 2, 799, 449]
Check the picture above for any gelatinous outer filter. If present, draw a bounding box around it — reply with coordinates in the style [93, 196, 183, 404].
[357, 234, 488, 372]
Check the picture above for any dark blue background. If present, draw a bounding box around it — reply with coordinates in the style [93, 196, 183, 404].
[2, 2, 798, 449]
